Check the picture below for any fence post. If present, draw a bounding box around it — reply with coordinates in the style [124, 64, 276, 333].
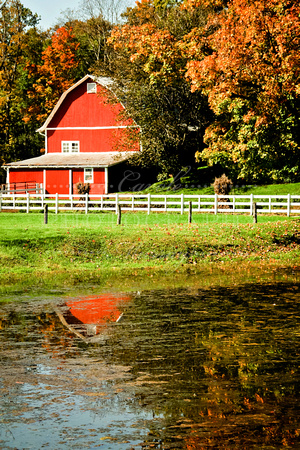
[188, 201, 192, 224]
[55, 193, 58, 214]
[132, 195, 134, 211]
[181, 193, 184, 215]
[44, 204, 48, 224]
[148, 193, 151, 215]
[13, 193, 16, 209]
[287, 194, 291, 217]
[117, 205, 121, 225]
[214, 194, 218, 215]
[115, 193, 119, 214]
[253, 202, 257, 223]
[26, 192, 30, 213]
[0, 193, 2, 212]
[250, 194, 253, 216]
[85, 192, 88, 214]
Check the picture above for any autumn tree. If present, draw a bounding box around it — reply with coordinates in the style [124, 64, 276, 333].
[24, 26, 83, 124]
[184, 0, 300, 182]
[107, 0, 212, 178]
[0, 0, 40, 173]
[56, 0, 133, 75]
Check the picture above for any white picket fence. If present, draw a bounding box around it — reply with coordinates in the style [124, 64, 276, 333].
[0, 192, 299, 216]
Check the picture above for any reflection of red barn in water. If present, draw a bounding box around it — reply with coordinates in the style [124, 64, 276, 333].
[57, 293, 131, 342]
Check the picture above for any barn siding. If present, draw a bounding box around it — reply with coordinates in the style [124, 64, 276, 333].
[90, 169, 106, 195]
[46, 78, 139, 155]
[47, 128, 135, 153]
[9, 169, 43, 184]
[72, 169, 84, 188]
[72, 169, 105, 195]
[45, 170, 69, 195]
[9, 168, 106, 195]
[48, 81, 133, 129]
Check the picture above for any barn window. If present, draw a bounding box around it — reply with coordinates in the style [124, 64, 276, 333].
[84, 168, 94, 183]
[87, 83, 97, 94]
[62, 141, 79, 153]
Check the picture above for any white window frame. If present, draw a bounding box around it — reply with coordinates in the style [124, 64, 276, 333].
[61, 141, 79, 153]
[84, 168, 94, 183]
[87, 82, 97, 94]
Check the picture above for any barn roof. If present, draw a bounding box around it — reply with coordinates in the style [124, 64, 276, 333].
[4, 152, 135, 169]
[36, 75, 115, 133]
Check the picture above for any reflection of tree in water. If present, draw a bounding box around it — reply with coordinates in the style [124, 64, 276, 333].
[103, 284, 300, 448]
[0, 309, 80, 359]
[37, 312, 80, 358]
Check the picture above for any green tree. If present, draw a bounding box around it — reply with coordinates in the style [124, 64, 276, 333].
[68, 16, 112, 75]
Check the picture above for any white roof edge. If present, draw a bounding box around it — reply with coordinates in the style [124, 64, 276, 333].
[36, 75, 115, 133]
[2, 151, 136, 169]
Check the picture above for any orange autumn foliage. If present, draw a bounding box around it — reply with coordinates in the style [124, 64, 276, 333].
[185, 0, 300, 122]
[25, 27, 81, 123]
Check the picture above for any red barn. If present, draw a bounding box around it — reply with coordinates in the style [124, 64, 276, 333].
[3, 75, 140, 195]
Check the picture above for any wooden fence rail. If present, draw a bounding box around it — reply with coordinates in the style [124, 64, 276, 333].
[0, 193, 299, 216]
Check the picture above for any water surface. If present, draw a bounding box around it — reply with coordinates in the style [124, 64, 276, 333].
[0, 281, 299, 449]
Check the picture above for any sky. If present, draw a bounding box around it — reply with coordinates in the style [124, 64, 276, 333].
[22, 0, 82, 30]
[21, 0, 136, 30]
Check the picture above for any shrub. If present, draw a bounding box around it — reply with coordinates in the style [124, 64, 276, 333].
[76, 182, 90, 196]
[213, 174, 233, 195]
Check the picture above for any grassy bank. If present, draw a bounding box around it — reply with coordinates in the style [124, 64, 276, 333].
[0, 212, 300, 292]
[143, 180, 300, 196]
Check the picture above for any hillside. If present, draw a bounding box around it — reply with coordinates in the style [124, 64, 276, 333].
[141, 180, 300, 196]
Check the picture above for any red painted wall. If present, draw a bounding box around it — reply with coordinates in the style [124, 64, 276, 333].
[90, 169, 105, 195]
[72, 169, 84, 187]
[47, 128, 139, 153]
[46, 78, 139, 154]
[72, 169, 105, 195]
[10, 169, 106, 195]
[9, 169, 43, 184]
[48, 80, 133, 129]
[45, 170, 69, 195]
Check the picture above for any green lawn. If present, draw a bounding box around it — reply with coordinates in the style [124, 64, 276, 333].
[0, 212, 299, 289]
[0, 210, 298, 228]
[1, 182, 299, 294]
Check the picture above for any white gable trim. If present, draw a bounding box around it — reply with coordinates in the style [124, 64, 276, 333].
[46, 126, 138, 130]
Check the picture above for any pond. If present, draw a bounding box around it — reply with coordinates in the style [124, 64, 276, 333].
[0, 280, 300, 449]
